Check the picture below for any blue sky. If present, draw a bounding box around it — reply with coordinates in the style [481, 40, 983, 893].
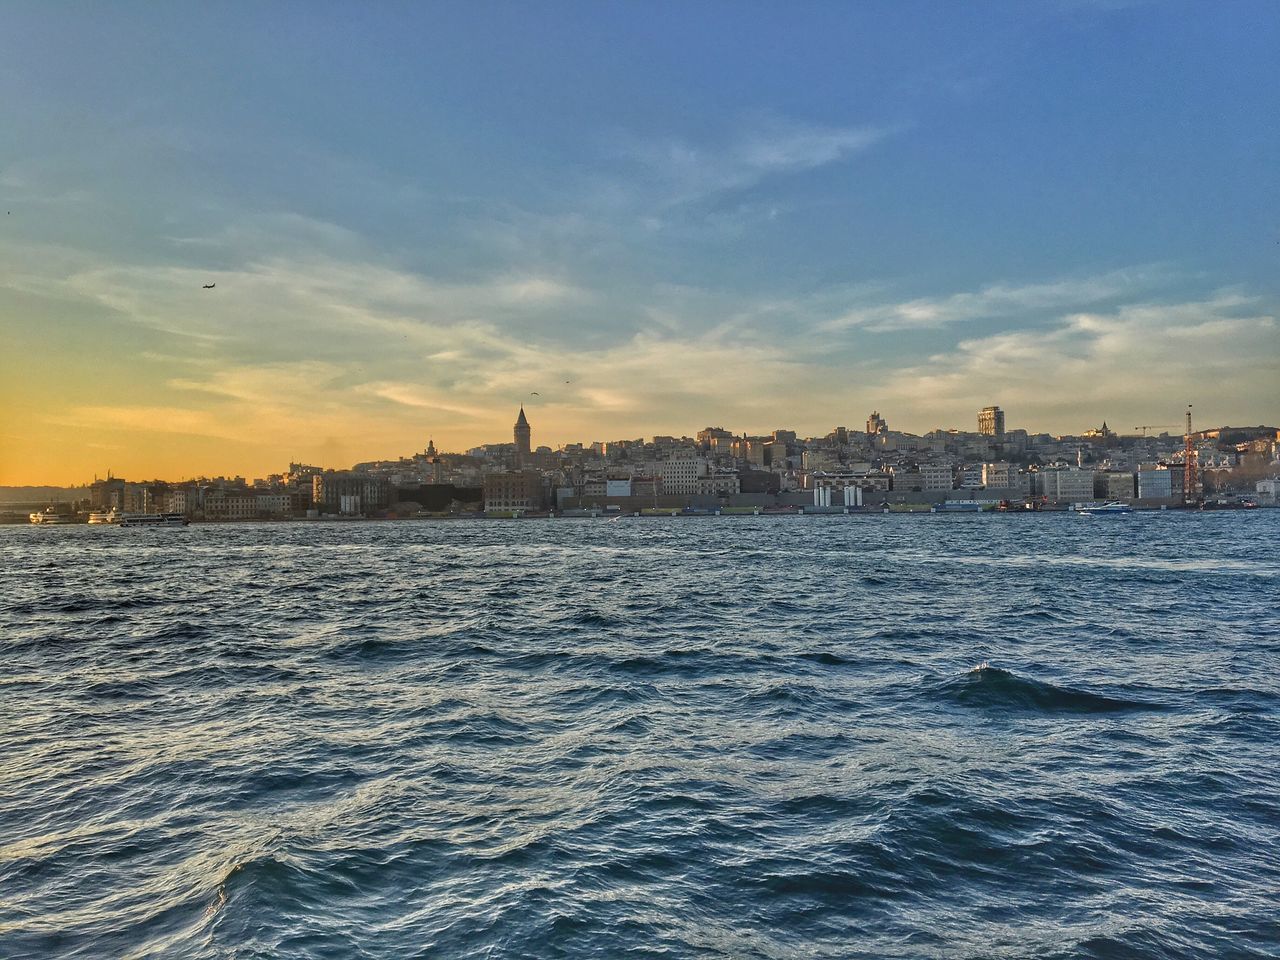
[1, 1, 1277, 481]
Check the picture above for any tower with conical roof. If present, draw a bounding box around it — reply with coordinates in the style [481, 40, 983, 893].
[514, 406, 531, 464]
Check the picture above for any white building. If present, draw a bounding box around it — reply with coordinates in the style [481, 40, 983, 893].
[920, 464, 954, 491]
[1040, 468, 1096, 503]
[165, 488, 192, 514]
[648, 457, 707, 496]
[981, 462, 1016, 489]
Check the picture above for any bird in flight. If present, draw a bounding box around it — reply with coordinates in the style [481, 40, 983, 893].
[530, 391, 540, 396]
[202, 283, 216, 289]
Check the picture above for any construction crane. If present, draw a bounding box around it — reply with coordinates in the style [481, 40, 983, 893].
[1183, 404, 1199, 504]
[1134, 424, 1178, 437]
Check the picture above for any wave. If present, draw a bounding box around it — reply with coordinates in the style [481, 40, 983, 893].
[937, 665, 1164, 714]
[4, 595, 169, 616]
[798, 651, 858, 666]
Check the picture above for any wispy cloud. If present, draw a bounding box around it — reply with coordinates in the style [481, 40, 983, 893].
[819, 268, 1171, 333]
[6, 250, 591, 350]
[167, 361, 347, 403]
[614, 117, 894, 209]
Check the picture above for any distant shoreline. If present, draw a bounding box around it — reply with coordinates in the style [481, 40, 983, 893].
[5, 505, 1272, 527]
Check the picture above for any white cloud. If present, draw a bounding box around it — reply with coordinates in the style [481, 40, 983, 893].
[870, 293, 1279, 429]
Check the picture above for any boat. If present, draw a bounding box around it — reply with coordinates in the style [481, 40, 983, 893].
[118, 512, 189, 528]
[29, 508, 76, 524]
[933, 501, 982, 513]
[87, 509, 121, 524]
[1072, 501, 1133, 515]
[1199, 498, 1260, 510]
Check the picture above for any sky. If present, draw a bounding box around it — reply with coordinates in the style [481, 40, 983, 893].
[1, 1, 1277, 484]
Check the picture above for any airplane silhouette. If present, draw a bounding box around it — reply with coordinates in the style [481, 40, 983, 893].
[202, 283, 215, 289]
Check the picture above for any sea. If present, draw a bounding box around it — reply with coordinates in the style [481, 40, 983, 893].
[2, 512, 1278, 960]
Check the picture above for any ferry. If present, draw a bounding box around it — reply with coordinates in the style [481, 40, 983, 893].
[933, 501, 982, 513]
[87, 509, 121, 524]
[29, 508, 76, 524]
[118, 512, 189, 528]
[1072, 501, 1133, 515]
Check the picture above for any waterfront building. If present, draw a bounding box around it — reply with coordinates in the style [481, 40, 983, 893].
[1099, 471, 1137, 500]
[632, 476, 661, 498]
[810, 470, 890, 493]
[1137, 468, 1173, 500]
[1039, 467, 1096, 503]
[312, 472, 393, 515]
[254, 494, 293, 517]
[483, 470, 547, 513]
[164, 488, 192, 515]
[203, 492, 257, 521]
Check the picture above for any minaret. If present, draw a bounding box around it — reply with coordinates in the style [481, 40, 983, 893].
[514, 406, 531, 465]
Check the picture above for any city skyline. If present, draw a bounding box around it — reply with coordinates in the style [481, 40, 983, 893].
[3, 3, 1279, 485]
[8, 399, 1276, 490]
[13, 395, 1276, 522]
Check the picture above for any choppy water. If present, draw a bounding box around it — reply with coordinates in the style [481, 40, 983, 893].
[2, 513, 1278, 959]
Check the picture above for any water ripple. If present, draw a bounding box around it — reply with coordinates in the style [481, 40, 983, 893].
[1, 513, 1278, 959]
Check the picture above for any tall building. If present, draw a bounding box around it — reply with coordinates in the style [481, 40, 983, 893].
[978, 405, 1005, 438]
[514, 406, 531, 463]
[866, 411, 887, 435]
